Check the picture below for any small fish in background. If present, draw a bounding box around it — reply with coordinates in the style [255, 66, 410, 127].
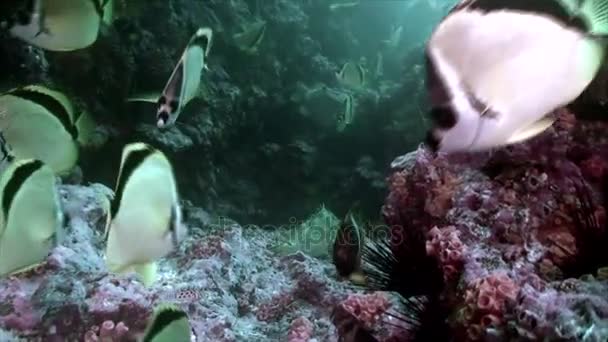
[425, 0, 608, 153]
[332, 211, 366, 284]
[73, 110, 106, 149]
[289, 82, 335, 104]
[375, 51, 384, 79]
[104, 142, 187, 287]
[128, 27, 213, 129]
[232, 20, 266, 54]
[336, 92, 355, 132]
[0, 85, 97, 174]
[8, 0, 113, 51]
[382, 24, 402, 49]
[329, 0, 361, 12]
[140, 304, 193, 342]
[0, 159, 62, 277]
[336, 62, 366, 89]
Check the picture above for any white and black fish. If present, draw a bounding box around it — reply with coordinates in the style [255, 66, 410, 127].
[337, 92, 355, 132]
[0, 85, 96, 174]
[104, 142, 186, 287]
[233, 21, 266, 53]
[8, 0, 112, 51]
[141, 304, 193, 342]
[0, 159, 61, 277]
[336, 62, 366, 89]
[425, 0, 608, 153]
[329, 1, 360, 11]
[128, 27, 213, 129]
[382, 25, 403, 49]
[375, 51, 384, 78]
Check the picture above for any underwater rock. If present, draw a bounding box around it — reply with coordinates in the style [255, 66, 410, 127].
[0, 184, 358, 341]
[380, 110, 608, 341]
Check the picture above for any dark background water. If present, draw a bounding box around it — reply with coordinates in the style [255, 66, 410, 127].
[0, 0, 454, 225]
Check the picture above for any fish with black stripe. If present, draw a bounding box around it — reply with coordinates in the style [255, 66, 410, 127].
[5, 0, 113, 51]
[336, 62, 366, 89]
[128, 27, 213, 129]
[141, 304, 192, 342]
[0, 85, 97, 174]
[104, 142, 186, 287]
[0, 159, 62, 277]
[425, 0, 608, 152]
[336, 92, 355, 132]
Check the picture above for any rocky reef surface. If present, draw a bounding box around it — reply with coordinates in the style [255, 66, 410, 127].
[375, 110, 608, 341]
[2, 110, 608, 342]
[0, 183, 352, 341]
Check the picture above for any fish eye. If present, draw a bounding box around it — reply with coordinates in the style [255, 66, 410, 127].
[158, 96, 166, 106]
[429, 107, 456, 129]
[169, 100, 179, 111]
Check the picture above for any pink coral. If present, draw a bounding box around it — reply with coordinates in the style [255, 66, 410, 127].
[337, 292, 390, 330]
[255, 292, 295, 322]
[287, 317, 314, 342]
[0, 280, 41, 331]
[461, 273, 519, 340]
[426, 226, 466, 283]
[83, 320, 129, 342]
[384, 148, 460, 230]
[580, 154, 608, 181]
[180, 234, 232, 267]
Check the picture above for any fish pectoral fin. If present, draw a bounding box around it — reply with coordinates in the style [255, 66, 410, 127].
[578, 0, 608, 35]
[134, 262, 158, 287]
[506, 117, 556, 144]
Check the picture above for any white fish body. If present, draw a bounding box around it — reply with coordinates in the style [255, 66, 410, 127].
[426, 4, 606, 152]
[105, 143, 186, 286]
[10, 0, 105, 51]
[0, 160, 61, 277]
[130, 28, 212, 129]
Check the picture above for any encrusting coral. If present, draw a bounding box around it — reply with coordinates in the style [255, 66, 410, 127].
[363, 109, 608, 341]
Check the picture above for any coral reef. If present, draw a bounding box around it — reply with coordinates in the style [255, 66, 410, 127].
[379, 110, 608, 341]
[0, 184, 353, 341]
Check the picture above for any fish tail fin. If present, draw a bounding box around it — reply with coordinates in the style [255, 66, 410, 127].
[579, 0, 608, 35]
[75, 111, 100, 149]
[134, 262, 158, 287]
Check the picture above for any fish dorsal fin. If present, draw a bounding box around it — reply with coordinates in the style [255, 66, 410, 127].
[191, 27, 213, 58]
[5, 85, 78, 139]
[576, 0, 608, 35]
[506, 116, 556, 144]
[111, 142, 155, 218]
[142, 304, 190, 342]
